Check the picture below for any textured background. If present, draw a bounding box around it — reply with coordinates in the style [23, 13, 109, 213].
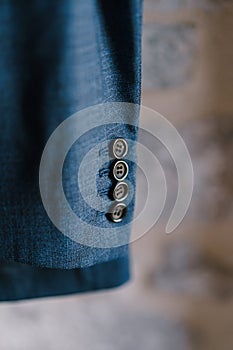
[1, 1, 233, 349]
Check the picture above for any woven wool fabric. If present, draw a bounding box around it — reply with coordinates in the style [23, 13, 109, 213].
[0, 0, 142, 301]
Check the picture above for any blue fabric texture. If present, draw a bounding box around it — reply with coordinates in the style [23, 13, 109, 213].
[0, 0, 142, 301]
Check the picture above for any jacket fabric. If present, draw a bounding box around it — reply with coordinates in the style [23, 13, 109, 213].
[0, 0, 142, 301]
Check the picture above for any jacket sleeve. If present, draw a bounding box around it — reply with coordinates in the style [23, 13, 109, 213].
[0, 0, 142, 284]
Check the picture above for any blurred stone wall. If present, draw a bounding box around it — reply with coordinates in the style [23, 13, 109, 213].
[142, 0, 233, 120]
[132, 1, 233, 349]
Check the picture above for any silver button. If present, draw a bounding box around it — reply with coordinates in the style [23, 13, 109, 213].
[112, 160, 129, 181]
[109, 203, 127, 222]
[112, 138, 128, 159]
[113, 181, 129, 201]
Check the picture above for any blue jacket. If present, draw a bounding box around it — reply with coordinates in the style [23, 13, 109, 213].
[0, 0, 142, 301]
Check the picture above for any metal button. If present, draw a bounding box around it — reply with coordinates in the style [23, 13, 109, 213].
[112, 160, 129, 181]
[109, 203, 127, 222]
[113, 181, 129, 201]
[112, 138, 128, 159]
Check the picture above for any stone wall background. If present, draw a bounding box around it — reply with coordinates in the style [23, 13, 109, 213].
[0, 1, 233, 349]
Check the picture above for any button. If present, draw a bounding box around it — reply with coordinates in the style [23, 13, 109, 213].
[112, 138, 128, 159]
[113, 181, 129, 201]
[109, 203, 127, 222]
[112, 160, 129, 181]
